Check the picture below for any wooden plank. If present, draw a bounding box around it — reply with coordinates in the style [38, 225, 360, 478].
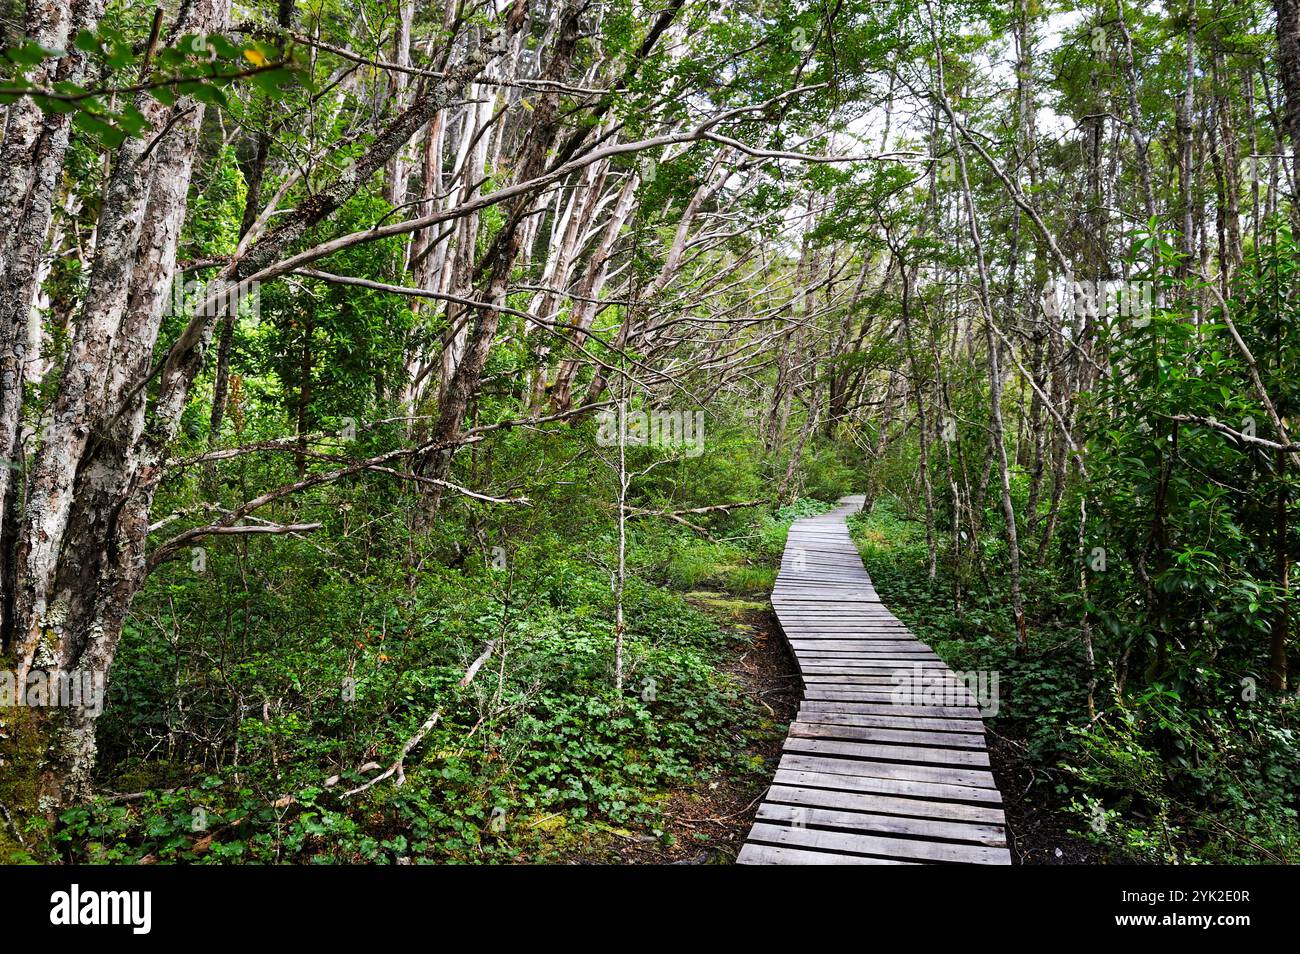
[788, 643, 931, 650]
[769, 621, 904, 629]
[797, 660, 931, 672]
[798, 657, 941, 665]
[802, 674, 970, 686]
[779, 565, 868, 571]
[795, 658, 941, 666]
[779, 752, 997, 789]
[771, 767, 1003, 805]
[782, 736, 991, 767]
[744, 823, 1013, 865]
[786, 633, 921, 640]
[794, 640, 927, 647]
[736, 843, 915, 865]
[801, 674, 923, 685]
[786, 634, 926, 641]
[774, 600, 885, 607]
[795, 717, 977, 738]
[793, 651, 936, 658]
[793, 654, 940, 662]
[795, 696, 977, 712]
[782, 627, 912, 632]
[799, 700, 983, 718]
[794, 709, 986, 733]
[778, 583, 876, 589]
[798, 663, 950, 673]
[781, 622, 904, 627]
[779, 614, 902, 619]
[775, 580, 878, 587]
[755, 803, 1006, 846]
[785, 615, 904, 621]
[783, 628, 919, 635]
[765, 783, 1005, 825]
[795, 650, 932, 657]
[788, 721, 988, 749]
[784, 631, 921, 638]
[801, 697, 980, 713]
[794, 648, 926, 655]
[794, 656, 933, 662]
[773, 597, 885, 604]
[789, 629, 908, 634]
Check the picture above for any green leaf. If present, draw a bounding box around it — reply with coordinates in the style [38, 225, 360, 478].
[31, 94, 79, 115]
[104, 39, 134, 70]
[6, 41, 66, 66]
[188, 82, 229, 108]
[73, 111, 126, 148]
[116, 103, 150, 136]
[148, 84, 178, 106]
[74, 30, 101, 53]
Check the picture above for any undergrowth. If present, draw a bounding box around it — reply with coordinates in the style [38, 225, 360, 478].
[850, 497, 1300, 865]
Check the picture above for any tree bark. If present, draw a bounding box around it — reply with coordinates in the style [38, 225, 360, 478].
[0, 0, 107, 650]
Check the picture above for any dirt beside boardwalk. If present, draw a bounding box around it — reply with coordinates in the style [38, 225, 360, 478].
[985, 731, 1111, 864]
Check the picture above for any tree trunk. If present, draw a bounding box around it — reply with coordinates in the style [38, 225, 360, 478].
[0, 0, 107, 650]
[11, 0, 231, 807]
[9, 0, 530, 808]
[1276, 0, 1300, 155]
[930, 14, 1027, 645]
[416, 2, 585, 524]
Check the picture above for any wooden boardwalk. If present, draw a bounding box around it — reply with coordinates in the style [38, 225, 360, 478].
[738, 496, 1011, 865]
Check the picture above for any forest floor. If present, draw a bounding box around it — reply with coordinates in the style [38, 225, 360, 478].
[986, 732, 1108, 865]
[558, 600, 799, 864]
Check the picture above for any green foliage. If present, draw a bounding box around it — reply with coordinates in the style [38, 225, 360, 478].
[799, 444, 858, 502]
[1068, 690, 1300, 864]
[57, 468, 808, 863]
[184, 145, 246, 258]
[852, 491, 1300, 865]
[2, 19, 301, 148]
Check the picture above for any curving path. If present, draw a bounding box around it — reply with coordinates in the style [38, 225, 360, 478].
[738, 496, 1011, 865]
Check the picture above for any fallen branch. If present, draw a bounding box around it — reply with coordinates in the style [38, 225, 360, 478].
[170, 522, 322, 542]
[660, 513, 717, 540]
[360, 465, 530, 505]
[621, 499, 766, 518]
[340, 639, 497, 798]
[1193, 272, 1300, 470]
[617, 499, 767, 541]
[458, 639, 498, 687]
